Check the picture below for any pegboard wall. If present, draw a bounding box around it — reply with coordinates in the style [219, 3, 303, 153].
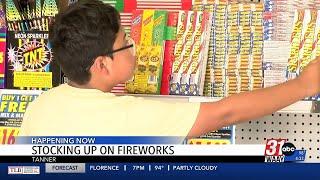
[236, 113, 320, 162]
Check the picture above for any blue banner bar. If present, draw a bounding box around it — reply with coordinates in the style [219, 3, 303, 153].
[1, 163, 320, 179]
[16, 136, 187, 144]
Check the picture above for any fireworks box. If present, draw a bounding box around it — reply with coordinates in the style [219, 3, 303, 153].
[6, 31, 61, 89]
[126, 10, 167, 94]
[311, 10, 320, 60]
[4, 0, 69, 90]
[186, 126, 234, 145]
[203, 2, 264, 97]
[170, 11, 193, 95]
[187, 139, 231, 145]
[5, 0, 60, 32]
[287, 10, 304, 79]
[298, 10, 317, 72]
[170, 10, 212, 96]
[308, 10, 320, 101]
[160, 12, 179, 95]
[0, 4, 6, 89]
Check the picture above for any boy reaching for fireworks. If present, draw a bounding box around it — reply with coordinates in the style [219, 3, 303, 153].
[21, 0, 320, 138]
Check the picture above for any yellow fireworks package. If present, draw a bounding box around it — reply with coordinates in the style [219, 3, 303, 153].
[187, 139, 231, 145]
[186, 126, 233, 145]
[126, 10, 167, 94]
[298, 10, 317, 72]
[287, 10, 304, 77]
[146, 46, 163, 94]
[311, 10, 320, 61]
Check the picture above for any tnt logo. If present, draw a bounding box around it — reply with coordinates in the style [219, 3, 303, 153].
[264, 139, 305, 163]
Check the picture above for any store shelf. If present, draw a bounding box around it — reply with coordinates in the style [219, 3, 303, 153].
[1, 88, 317, 113]
[121, 94, 319, 113]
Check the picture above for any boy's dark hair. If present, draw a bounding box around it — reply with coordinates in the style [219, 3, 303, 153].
[49, 0, 120, 85]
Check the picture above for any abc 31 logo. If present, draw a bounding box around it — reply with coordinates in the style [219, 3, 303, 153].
[265, 139, 296, 156]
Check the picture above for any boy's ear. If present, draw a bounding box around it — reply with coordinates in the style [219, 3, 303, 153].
[92, 56, 113, 75]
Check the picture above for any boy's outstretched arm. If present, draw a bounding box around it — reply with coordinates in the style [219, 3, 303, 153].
[188, 58, 320, 137]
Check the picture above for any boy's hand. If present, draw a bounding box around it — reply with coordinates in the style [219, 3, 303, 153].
[297, 56, 320, 97]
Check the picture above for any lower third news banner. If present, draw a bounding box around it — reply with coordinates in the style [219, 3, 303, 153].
[1, 136, 265, 163]
[0, 136, 318, 178]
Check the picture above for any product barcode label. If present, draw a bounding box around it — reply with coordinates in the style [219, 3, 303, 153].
[148, 75, 157, 84]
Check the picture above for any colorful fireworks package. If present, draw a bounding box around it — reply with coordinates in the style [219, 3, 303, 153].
[125, 10, 168, 94]
[5, 0, 65, 89]
[287, 10, 304, 79]
[298, 10, 317, 72]
[5, 0, 59, 32]
[0, 4, 6, 89]
[6, 31, 61, 89]
[169, 10, 212, 96]
[186, 126, 234, 145]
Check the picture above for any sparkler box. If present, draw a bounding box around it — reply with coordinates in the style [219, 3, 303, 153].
[4, 0, 70, 89]
[6, 31, 61, 90]
[5, 0, 60, 32]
